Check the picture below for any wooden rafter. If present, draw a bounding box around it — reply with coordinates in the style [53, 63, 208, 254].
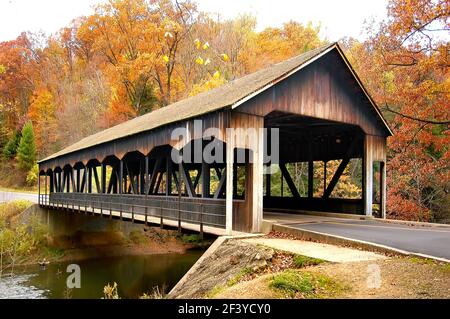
[323, 135, 361, 199]
[279, 163, 300, 198]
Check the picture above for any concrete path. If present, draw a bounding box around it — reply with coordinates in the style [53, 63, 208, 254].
[265, 212, 450, 260]
[242, 237, 386, 263]
[0, 191, 38, 203]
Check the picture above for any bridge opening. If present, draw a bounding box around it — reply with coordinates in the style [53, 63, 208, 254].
[263, 111, 365, 215]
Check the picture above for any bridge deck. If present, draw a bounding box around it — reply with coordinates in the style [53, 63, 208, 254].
[39, 193, 246, 236]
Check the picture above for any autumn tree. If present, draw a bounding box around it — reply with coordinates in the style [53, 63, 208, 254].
[343, 0, 449, 222]
[27, 88, 57, 156]
[0, 34, 36, 134]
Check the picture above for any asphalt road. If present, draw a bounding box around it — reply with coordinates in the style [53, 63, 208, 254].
[288, 219, 450, 260]
[0, 191, 38, 203]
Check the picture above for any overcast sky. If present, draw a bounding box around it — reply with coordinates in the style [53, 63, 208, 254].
[0, 0, 388, 42]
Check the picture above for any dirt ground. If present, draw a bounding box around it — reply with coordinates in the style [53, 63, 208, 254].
[214, 256, 450, 299]
[168, 237, 450, 299]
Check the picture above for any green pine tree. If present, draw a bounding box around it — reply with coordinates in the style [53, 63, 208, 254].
[2, 131, 21, 159]
[16, 121, 37, 171]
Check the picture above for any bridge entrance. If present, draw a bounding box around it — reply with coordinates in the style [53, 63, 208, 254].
[263, 111, 367, 215]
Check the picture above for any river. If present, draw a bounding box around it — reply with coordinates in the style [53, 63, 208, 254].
[0, 250, 203, 299]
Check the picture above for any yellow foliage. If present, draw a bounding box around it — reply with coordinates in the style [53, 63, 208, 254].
[194, 38, 201, 49]
[189, 73, 227, 97]
[195, 56, 204, 65]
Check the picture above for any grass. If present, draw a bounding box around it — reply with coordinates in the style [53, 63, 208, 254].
[270, 270, 343, 298]
[206, 285, 227, 298]
[407, 256, 450, 273]
[227, 267, 255, 286]
[293, 255, 326, 268]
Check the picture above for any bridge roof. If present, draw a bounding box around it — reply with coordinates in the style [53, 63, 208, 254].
[39, 42, 391, 164]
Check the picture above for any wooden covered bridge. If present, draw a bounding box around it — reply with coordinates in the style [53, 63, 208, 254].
[37, 42, 392, 235]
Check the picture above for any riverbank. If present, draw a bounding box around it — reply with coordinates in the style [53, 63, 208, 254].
[1, 201, 212, 272]
[168, 234, 450, 299]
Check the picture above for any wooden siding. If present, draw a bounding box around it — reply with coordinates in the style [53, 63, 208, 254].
[39, 111, 229, 171]
[236, 51, 388, 137]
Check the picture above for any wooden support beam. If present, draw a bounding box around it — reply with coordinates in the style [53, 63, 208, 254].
[202, 162, 210, 198]
[140, 160, 145, 195]
[279, 163, 301, 198]
[44, 173, 47, 203]
[49, 171, 54, 193]
[323, 136, 361, 199]
[225, 139, 234, 235]
[71, 169, 76, 193]
[62, 171, 67, 193]
[214, 167, 222, 180]
[148, 158, 162, 194]
[166, 158, 172, 196]
[118, 161, 123, 194]
[76, 168, 80, 192]
[173, 170, 180, 194]
[87, 166, 92, 193]
[180, 165, 195, 197]
[81, 168, 86, 193]
[144, 156, 149, 193]
[380, 161, 386, 219]
[155, 172, 163, 194]
[214, 168, 226, 199]
[265, 166, 271, 197]
[107, 167, 116, 194]
[193, 167, 201, 189]
[58, 171, 62, 192]
[93, 166, 101, 193]
[101, 163, 107, 193]
[125, 163, 138, 194]
[233, 164, 238, 197]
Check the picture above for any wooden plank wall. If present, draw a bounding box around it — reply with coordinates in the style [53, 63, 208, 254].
[39, 111, 229, 171]
[235, 54, 389, 138]
[364, 135, 387, 216]
[229, 112, 264, 232]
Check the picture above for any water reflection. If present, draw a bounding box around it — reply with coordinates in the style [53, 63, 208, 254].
[0, 250, 203, 299]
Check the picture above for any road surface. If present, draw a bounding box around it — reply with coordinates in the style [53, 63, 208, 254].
[265, 212, 450, 260]
[0, 191, 38, 203]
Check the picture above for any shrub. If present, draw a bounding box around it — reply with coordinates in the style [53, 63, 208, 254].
[180, 234, 202, 243]
[103, 282, 120, 299]
[26, 163, 39, 186]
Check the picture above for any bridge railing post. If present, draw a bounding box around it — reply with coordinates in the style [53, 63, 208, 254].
[200, 203, 204, 240]
[160, 199, 163, 229]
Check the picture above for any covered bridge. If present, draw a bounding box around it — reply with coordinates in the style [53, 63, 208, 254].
[38, 42, 392, 235]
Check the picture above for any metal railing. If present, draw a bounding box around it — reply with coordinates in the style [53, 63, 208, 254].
[43, 192, 226, 229]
